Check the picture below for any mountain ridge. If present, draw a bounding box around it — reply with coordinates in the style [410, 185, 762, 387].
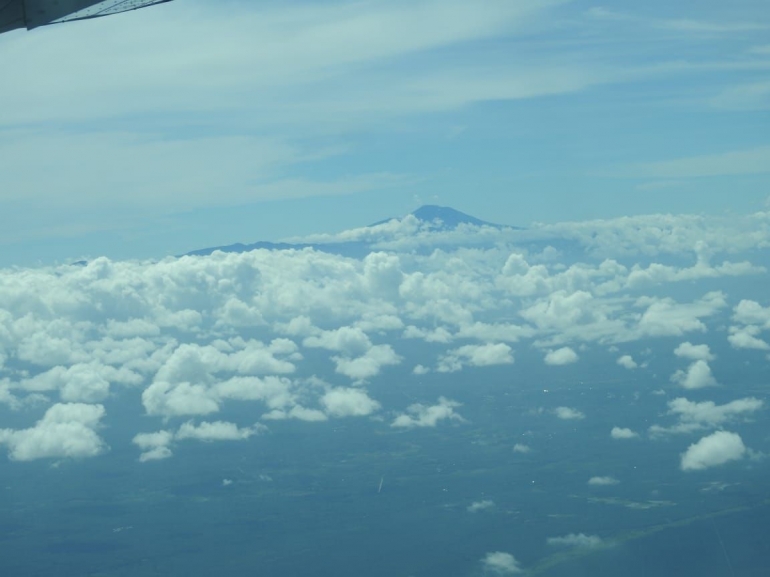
[184, 205, 517, 258]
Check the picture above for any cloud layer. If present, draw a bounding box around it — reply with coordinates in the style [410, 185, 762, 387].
[0, 210, 766, 475]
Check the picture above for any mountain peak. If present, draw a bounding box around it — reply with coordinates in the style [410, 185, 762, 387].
[410, 205, 497, 228]
[370, 205, 508, 230]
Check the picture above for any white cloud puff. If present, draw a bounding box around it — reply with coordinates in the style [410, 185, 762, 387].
[132, 420, 263, 461]
[0, 403, 107, 461]
[0, 383, 20, 410]
[263, 405, 329, 422]
[21, 363, 133, 403]
[554, 406, 585, 420]
[616, 354, 637, 369]
[391, 397, 466, 428]
[142, 381, 221, 418]
[674, 342, 715, 361]
[547, 533, 604, 548]
[733, 299, 770, 327]
[669, 397, 763, 426]
[175, 420, 264, 442]
[519, 290, 596, 331]
[276, 315, 320, 337]
[671, 360, 717, 389]
[320, 387, 381, 417]
[588, 476, 619, 486]
[437, 343, 513, 372]
[728, 326, 770, 350]
[467, 499, 495, 513]
[611, 427, 639, 439]
[680, 431, 747, 471]
[332, 344, 401, 381]
[303, 326, 373, 356]
[132, 430, 174, 462]
[650, 396, 763, 437]
[544, 347, 579, 365]
[481, 551, 523, 575]
[213, 376, 294, 408]
[402, 325, 454, 343]
[513, 443, 531, 453]
[636, 292, 726, 338]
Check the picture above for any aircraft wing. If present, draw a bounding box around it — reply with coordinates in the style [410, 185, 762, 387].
[1, 0, 173, 35]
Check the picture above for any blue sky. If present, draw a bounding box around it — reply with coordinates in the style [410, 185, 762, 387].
[0, 0, 768, 265]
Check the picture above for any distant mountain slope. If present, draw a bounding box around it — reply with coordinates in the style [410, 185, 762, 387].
[183, 205, 518, 258]
[184, 240, 374, 259]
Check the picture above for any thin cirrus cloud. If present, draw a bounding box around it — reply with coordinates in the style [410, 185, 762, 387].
[709, 81, 770, 111]
[586, 7, 769, 35]
[0, 129, 405, 213]
[0, 0, 590, 247]
[0, 0, 560, 125]
[601, 146, 770, 179]
[655, 19, 769, 33]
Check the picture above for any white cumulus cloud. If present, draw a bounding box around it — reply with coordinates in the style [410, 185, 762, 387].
[733, 299, 770, 327]
[481, 551, 523, 575]
[671, 360, 717, 389]
[175, 420, 264, 442]
[650, 396, 763, 436]
[611, 427, 639, 439]
[674, 342, 715, 361]
[142, 381, 220, 418]
[320, 387, 381, 417]
[547, 533, 604, 548]
[332, 344, 401, 382]
[391, 397, 466, 428]
[467, 499, 495, 513]
[554, 406, 585, 420]
[728, 326, 770, 350]
[437, 343, 513, 373]
[616, 354, 637, 369]
[544, 347, 579, 365]
[588, 476, 619, 486]
[132, 430, 174, 462]
[0, 403, 107, 461]
[680, 431, 747, 471]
